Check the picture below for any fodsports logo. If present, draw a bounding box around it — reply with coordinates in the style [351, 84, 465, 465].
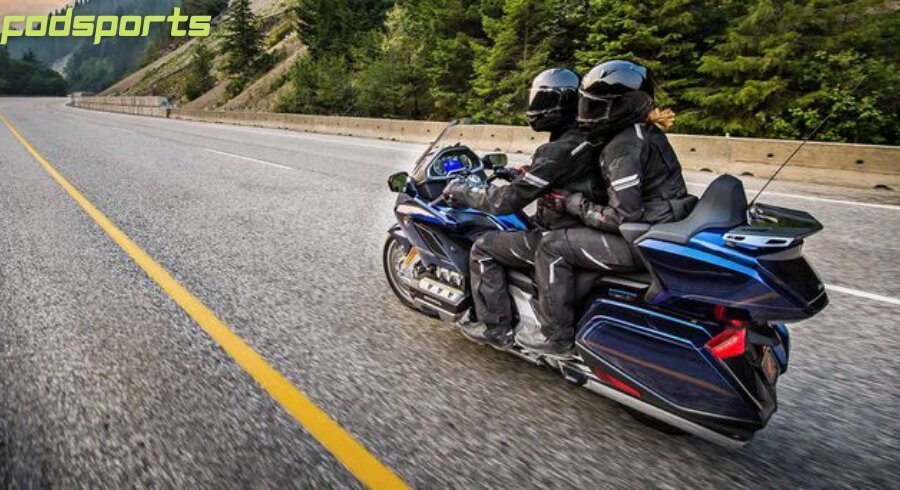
[1, 8, 211, 46]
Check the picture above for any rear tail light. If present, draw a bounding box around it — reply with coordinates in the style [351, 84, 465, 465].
[713, 304, 747, 328]
[707, 327, 747, 360]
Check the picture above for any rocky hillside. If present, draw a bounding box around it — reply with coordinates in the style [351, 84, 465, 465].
[102, 0, 293, 111]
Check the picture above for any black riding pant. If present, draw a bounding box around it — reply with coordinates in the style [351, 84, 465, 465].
[469, 230, 542, 329]
[532, 228, 637, 340]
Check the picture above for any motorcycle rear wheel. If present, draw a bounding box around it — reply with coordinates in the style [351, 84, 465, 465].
[383, 235, 419, 310]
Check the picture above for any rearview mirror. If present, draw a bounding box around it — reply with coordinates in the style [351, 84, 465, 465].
[387, 172, 410, 193]
[482, 153, 508, 169]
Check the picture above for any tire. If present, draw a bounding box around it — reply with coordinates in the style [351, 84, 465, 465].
[383, 234, 419, 311]
[620, 405, 687, 436]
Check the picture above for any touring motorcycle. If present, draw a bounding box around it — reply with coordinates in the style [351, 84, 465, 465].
[382, 120, 828, 446]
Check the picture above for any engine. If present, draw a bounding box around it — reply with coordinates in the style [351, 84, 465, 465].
[407, 266, 469, 321]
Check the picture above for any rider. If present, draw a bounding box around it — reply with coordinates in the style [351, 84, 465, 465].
[442, 68, 601, 348]
[516, 60, 697, 356]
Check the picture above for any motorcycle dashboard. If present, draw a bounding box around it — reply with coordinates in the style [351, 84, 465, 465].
[412, 146, 483, 183]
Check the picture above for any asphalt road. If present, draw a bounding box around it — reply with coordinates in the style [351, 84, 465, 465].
[1, 97, 898, 488]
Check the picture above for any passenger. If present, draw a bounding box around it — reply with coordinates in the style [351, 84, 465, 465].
[516, 60, 697, 356]
[442, 68, 602, 348]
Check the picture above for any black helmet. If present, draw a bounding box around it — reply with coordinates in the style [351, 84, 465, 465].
[526, 68, 580, 132]
[577, 60, 655, 132]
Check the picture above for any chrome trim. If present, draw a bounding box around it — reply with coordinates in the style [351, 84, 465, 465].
[509, 286, 540, 333]
[723, 232, 796, 248]
[417, 277, 466, 305]
[413, 298, 466, 322]
[600, 276, 649, 290]
[583, 380, 749, 449]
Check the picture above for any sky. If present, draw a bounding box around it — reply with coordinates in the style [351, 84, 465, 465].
[0, 1, 70, 19]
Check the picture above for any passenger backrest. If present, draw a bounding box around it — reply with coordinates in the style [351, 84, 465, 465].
[639, 175, 748, 244]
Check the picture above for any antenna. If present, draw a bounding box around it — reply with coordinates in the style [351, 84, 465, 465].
[749, 77, 866, 206]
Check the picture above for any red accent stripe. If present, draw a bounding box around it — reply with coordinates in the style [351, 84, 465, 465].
[592, 368, 642, 398]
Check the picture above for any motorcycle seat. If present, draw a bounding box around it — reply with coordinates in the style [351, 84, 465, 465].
[620, 175, 748, 245]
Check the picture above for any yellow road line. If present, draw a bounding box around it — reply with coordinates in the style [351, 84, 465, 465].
[0, 111, 409, 490]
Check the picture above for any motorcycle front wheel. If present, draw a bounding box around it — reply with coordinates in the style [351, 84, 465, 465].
[383, 234, 418, 310]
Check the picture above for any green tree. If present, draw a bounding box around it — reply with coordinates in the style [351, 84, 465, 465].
[220, 0, 271, 96]
[183, 43, 216, 101]
[279, 0, 391, 114]
[682, 0, 898, 142]
[469, 0, 588, 124]
[575, 0, 741, 109]
[0, 46, 67, 96]
[354, 5, 431, 118]
[275, 0, 898, 143]
[292, 0, 392, 56]
[280, 53, 356, 114]
[403, 0, 494, 118]
[679, 0, 809, 135]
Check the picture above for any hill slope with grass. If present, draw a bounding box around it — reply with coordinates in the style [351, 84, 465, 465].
[102, 0, 292, 112]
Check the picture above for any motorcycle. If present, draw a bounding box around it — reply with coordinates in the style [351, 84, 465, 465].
[382, 120, 828, 447]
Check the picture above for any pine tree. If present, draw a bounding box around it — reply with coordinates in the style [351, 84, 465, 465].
[354, 5, 429, 118]
[352, 0, 493, 119]
[220, 0, 270, 96]
[418, 0, 495, 118]
[280, 0, 391, 114]
[293, 0, 392, 56]
[575, 0, 740, 109]
[678, 0, 811, 136]
[681, 0, 898, 142]
[470, 0, 588, 124]
[183, 43, 216, 101]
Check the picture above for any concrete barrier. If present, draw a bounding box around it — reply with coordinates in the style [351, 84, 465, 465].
[69, 101, 898, 190]
[71, 95, 169, 118]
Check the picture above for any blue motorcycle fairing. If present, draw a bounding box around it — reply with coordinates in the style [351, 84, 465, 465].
[393, 193, 527, 274]
[494, 212, 529, 231]
[446, 207, 529, 233]
[638, 231, 824, 322]
[577, 299, 768, 423]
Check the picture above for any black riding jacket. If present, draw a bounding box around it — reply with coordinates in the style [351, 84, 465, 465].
[446, 126, 602, 229]
[567, 123, 696, 233]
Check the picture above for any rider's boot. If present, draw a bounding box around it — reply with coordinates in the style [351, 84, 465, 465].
[515, 323, 575, 357]
[457, 318, 514, 349]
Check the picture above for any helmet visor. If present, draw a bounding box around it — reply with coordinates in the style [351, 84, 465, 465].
[577, 90, 617, 123]
[528, 88, 563, 114]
